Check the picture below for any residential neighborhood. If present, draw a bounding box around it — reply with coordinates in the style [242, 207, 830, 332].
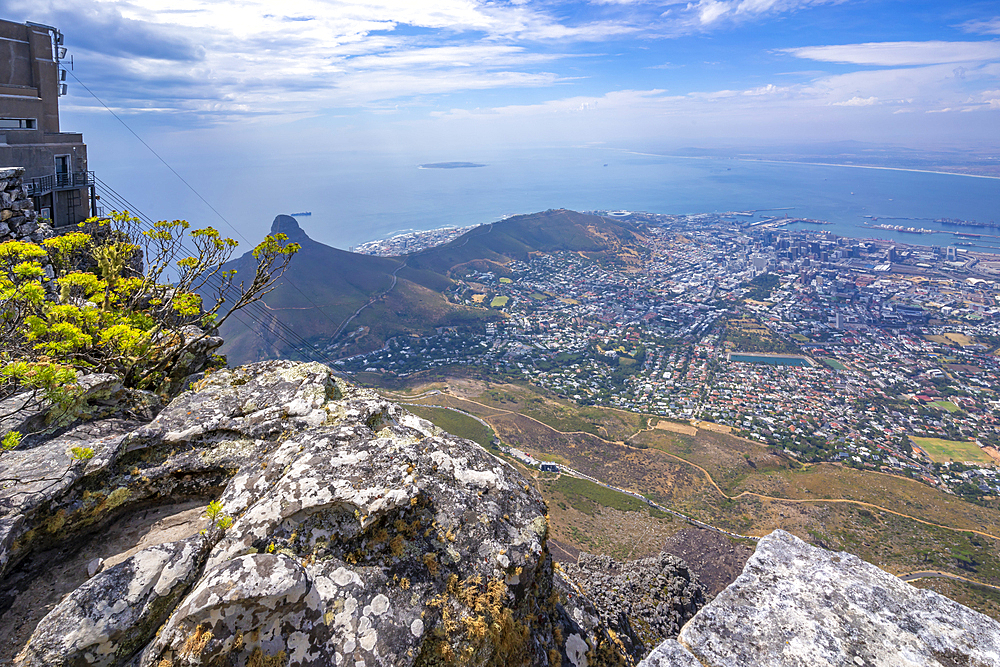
[339, 212, 1000, 498]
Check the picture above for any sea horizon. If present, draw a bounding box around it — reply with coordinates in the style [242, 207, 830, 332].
[301, 148, 1000, 254]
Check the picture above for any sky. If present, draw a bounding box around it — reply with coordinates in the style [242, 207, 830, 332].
[1, 0, 998, 241]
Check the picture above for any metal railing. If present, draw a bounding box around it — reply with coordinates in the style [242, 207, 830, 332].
[24, 170, 94, 197]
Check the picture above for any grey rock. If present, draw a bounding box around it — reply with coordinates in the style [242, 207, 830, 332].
[3, 361, 619, 666]
[87, 557, 104, 578]
[637, 639, 701, 667]
[15, 537, 204, 667]
[674, 530, 1000, 667]
[0, 418, 139, 578]
[561, 550, 704, 661]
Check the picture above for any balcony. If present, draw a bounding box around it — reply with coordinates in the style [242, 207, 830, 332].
[24, 170, 93, 197]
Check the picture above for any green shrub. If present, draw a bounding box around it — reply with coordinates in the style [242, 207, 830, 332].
[0, 211, 299, 444]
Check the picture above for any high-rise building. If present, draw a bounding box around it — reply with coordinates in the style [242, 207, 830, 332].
[0, 20, 94, 227]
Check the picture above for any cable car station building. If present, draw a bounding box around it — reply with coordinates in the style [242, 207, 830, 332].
[0, 19, 95, 227]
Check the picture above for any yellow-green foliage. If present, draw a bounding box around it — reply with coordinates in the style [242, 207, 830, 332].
[2, 430, 21, 451]
[69, 446, 94, 460]
[203, 500, 234, 535]
[420, 574, 531, 667]
[0, 211, 300, 404]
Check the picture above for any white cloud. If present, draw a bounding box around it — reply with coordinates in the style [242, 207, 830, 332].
[1, 0, 860, 122]
[434, 57, 1000, 126]
[435, 89, 676, 118]
[2, 0, 608, 119]
[959, 17, 1000, 36]
[698, 1, 731, 25]
[687, 0, 838, 26]
[833, 96, 878, 106]
[784, 41, 1000, 67]
[744, 83, 786, 95]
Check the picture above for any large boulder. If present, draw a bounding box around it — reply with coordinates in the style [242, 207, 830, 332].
[639, 530, 1000, 667]
[4, 361, 624, 667]
[0, 416, 143, 579]
[14, 537, 203, 667]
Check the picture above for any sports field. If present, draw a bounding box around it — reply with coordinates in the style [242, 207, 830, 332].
[926, 333, 976, 347]
[490, 296, 509, 307]
[912, 437, 993, 465]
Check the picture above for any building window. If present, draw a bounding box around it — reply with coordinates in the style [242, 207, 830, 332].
[0, 118, 37, 129]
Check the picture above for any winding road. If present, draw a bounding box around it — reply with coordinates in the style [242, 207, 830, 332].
[382, 386, 1000, 594]
[899, 570, 1000, 592]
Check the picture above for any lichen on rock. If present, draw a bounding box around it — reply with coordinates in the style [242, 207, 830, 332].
[640, 530, 1000, 667]
[14, 536, 203, 667]
[4, 361, 622, 667]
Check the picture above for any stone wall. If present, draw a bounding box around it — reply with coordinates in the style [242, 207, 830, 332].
[0, 167, 49, 243]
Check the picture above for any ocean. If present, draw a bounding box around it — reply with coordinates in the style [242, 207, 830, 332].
[287, 147, 1000, 253]
[107, 146, 1000, 253]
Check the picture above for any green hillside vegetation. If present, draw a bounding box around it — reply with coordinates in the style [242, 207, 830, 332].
[387, 376, 1000, 619]
[401, 405, 495, 448]
[548, 475, 667, 518]
[404, 209, 642, 276]
[217, 216, 492, 363]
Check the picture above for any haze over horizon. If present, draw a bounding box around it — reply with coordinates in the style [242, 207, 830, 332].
[3, 0, 998, 245]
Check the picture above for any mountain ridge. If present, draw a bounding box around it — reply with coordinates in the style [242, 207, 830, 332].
[217, 210, 644, 364]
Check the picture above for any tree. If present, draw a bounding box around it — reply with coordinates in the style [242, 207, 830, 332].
[0, 212, 300, 437]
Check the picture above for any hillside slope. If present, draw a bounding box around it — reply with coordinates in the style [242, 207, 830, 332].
[404, 208, 644, 276]
[218, 211, 643, 364]
[216, 215, 483, 364]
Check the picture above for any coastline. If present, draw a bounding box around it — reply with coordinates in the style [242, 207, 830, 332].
[615, 150, 1000, 181]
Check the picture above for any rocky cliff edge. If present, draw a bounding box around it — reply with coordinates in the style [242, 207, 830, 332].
[1, 361, 630, 667]
[1, 360, 999, 667]
[640, 529, 1000, 667]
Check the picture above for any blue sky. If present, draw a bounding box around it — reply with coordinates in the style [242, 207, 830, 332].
[5, 0, 997, 144]
[1, 0, 998, 240]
